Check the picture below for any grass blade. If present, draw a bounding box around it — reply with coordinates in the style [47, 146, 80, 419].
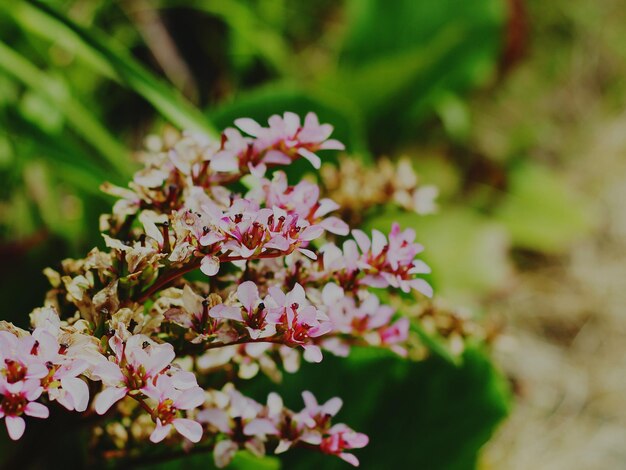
[0, 41, 133, 176]
[4, 0, 216, 136]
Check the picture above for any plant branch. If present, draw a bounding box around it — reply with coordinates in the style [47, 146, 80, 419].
[134, 250, 288, 303]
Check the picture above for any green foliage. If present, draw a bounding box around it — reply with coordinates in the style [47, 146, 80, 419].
[332, 0, 504, 149]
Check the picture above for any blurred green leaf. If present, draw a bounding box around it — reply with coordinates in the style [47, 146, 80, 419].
[23, 161, 85, 241]
[330, 0, 505, 148]
[4, 0, 215, 135]
[19, 90, 64, 133]
[495, 162, 594, 253]
[0, 134, 13, 168]
[0, 41, 132, 176]
[435, 92, 472, 142]
[3, 107, 115, 193]
[4, 188, 38, 239]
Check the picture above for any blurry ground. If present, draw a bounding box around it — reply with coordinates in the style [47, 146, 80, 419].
[477, 0, 626, 468]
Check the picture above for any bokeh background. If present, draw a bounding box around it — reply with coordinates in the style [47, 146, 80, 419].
[0, 0, 624, 468]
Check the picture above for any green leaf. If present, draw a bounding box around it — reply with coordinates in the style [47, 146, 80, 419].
[4, 0, 215, 135]
[0, 41, 133, 176]
[329, 0, 505, 147]
[494, 162, 594, 253]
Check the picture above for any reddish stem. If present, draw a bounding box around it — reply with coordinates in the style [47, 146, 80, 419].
[134, 250, 287, 303]
[131, 395, 154, 418]
[203, 336, 285, 350]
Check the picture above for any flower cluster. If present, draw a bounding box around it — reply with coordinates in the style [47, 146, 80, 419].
[0, 315, 89, 440]
[198, 385, 368, 468]
[0, 112, 448, 467]
[320, 156, 438, 226]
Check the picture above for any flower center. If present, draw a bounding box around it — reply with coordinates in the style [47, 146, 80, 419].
[154, 398, 177, 424]
[3, 359, 27, 384]
[0, 393, 27, 417]
[123, 365, 147, 390]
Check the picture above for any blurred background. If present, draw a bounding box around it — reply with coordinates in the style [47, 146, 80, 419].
[1, 0, 625, 468]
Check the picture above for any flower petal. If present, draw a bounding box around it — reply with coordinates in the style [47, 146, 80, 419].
[94, 386, 127, 415]
[200, 255, 220, 276]
[5, 416, 25, 440]
[243, 418, 278, 436]
[209, 304, 243, 322]
[234, 118, 262, 137]
[150, 419, 172, 443]
[24, 402, 49, 419]
[339, 453, 360, 467]
[320, 217, 349, 236]
[303, 345, 323, 363]
[173, 418, 203, 443]
[297, 148, 321, 169]
[173, 387, 205, 410]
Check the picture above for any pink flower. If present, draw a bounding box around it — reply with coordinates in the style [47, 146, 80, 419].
[92, 333, 178, 414]
[320, 424, 369, 467]
[295, 391, 343, 428]
[143, 374, 205, 443]
[0, 378, 49, 440]
[0, 331, 48, 384]
[210, 281, 279, 339]
[31, 328, 90, 412]
[216, 127, 251, 173]
[197, 387, 279, 468]
[352, 224, 433, 296]
[44, 359, 90, 412]
[379, 317, 410, 356]
[275, 391, 366, 463]
[265, 284, 332, 362]
[199, 197, 324, 261]
[313, 283, 413, 357]
[259, 171, 349, 236]
[234, 112, 344, 170]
